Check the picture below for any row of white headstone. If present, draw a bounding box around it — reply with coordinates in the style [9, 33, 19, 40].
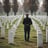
[46, 26, 48, 43]
[35, 16, 48, 43]
[6, 16, 21, 29]
[0, 15, 48, 47]
[0, 16, 20, 38]
[32, 16, 48, 48]
[32, 16, 47, 30]
[0, 16, 20, 29]
[32, 19, 43, 48]
[0, 15, 23, 44]
[8, 15, 23, 44]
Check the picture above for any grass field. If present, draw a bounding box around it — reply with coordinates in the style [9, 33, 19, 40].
[0, 18, 48, 48]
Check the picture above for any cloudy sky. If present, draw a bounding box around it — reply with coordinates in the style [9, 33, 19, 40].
[0, 0, 24, 5]
[0, 0, 43, 5]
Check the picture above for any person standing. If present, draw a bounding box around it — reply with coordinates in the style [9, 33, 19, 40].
[23, 14, 32, 41]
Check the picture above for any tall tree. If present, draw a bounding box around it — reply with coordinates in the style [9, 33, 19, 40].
[3, 0, 10, 16]
[23, 0, 30, 13]
[23, 0, 39, 15]
[43, 0, 48, 16]
[12, 0, 18, 15]
[0, 2, 3, 13]
[29, 0, 39, 15]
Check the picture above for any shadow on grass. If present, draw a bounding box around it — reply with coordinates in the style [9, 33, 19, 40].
[43, 42, 47, 44]
[43, 42, 48, 48]
[38, 47, 43, 48]
[0, 42, 2, 43]
[0, 45, 11, 48]
[24, 40, 37, 43]
[32, 36, 37, 38]
[14, 37, 22, 40]
[0, 37, 5, 39]
[28, 41, 33, 43]
[46, 43, 48, 48]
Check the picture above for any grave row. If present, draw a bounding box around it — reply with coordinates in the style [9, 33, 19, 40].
[8, 15, 23, 44]
[32, 19, 43, 48]
[0, 15, 48, 48]
[32, 16, 47, 30]
[0, 16, 23, 44]
[0, 16, 21, 38]
[32, 17, 48, 48]
[32, 16, 48, 44]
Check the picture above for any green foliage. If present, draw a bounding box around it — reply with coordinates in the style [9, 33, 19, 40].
[43, 0, 48, 16]
[12, 0, 18, 15]
[23, 0, 39, 15]
[3, 0, 11, 16]
[23, 0, 30, 13]
[29, 0, 39, 15]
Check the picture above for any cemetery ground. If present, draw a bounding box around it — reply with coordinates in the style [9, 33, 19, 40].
[0, 17, 48, 48]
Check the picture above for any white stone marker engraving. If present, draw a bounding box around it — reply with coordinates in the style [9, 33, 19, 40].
[7, 23, 9, 29]
[1, 26, 5, 38]
[37, 29, 43, 48]
[46, 26, 48, 43]
[8, 30, 14, 44]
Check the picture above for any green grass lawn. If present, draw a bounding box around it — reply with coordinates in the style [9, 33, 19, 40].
[0, 18, 48, 48]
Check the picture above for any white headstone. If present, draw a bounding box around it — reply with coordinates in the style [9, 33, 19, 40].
[46, 26, 48, 43]
[1, 26, 5, 38]
[10, 22, 12, 26]
[0, 20, 2, 27]
[7, 23, 9, 29]
[8, 30, 14, 44]
[37, 29, 43, 48]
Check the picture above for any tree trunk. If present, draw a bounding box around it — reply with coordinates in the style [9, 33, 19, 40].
[34, 12, 36, 15]
[47, 12, 48, 16]
[7, 13, 9, 16]
[14, 12, 16, 16]
[31, 11, 33, 16]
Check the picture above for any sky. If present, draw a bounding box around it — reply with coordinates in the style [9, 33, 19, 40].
[18, 0, 24, 5]
[0, 0, 43, 5]
[0, 0, 2, 2]
[0, 0, 24, 5]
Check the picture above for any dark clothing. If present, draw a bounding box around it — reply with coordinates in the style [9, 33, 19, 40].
[23, 17, 32, 41]
[24, 30, 30, 41]
[23, 18, 32, 31]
